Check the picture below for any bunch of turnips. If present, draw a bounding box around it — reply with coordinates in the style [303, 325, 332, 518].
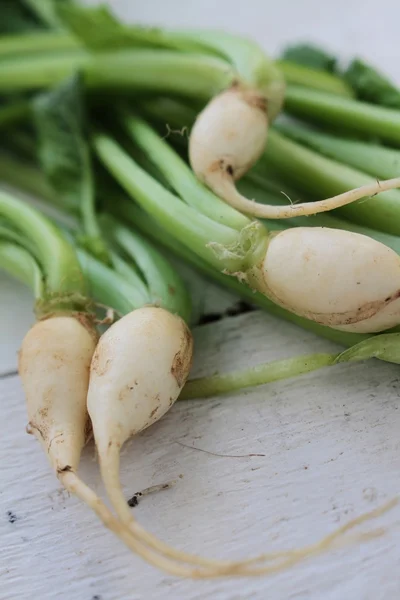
[1, 0, 400, 580]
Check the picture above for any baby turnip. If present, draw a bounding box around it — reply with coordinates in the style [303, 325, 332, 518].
[256, 227, 400, 332]
[87, 306, 219, 568]
[20, 314, 97, 474]
[17, 311, 226, 577]
[189, 97, 400, 219]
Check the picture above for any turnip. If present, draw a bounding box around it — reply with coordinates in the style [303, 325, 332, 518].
[257, 227, 400, 333]
[20, 315, 97, 474]
[188, 92, 400, 218]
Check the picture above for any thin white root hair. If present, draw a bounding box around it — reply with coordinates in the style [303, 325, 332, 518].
[60, 470, 241, 578]
[100, 448, 398, 575]
[213, 176, 400, 219]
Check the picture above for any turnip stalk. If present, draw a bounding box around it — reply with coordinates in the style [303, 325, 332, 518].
[182, 332, 400, 399]
[276, 120, 400, 181]
[284, 85, 400, 144]
[0, 48, 235, 97]
[276, 60, 353, 97]
[0, 240, 43, 299]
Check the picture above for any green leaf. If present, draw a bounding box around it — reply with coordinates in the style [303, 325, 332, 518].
[33, 74, 109, 262]
[56, 1, 187, 52]
[344, 59, 400, 109]
[56, 2, 131, 49]
[281, 43, 337, 73]
[33, 74, 90, 209]
[0, 1, 44, 34]
[335, 333, 400, 365]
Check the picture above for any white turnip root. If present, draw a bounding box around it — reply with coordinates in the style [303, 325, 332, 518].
[189, 85, 268, 201]
[17, 312, 224, 577]
[189, 84, 400, 218]
[19, 314, 97, 474]
[258, 227, 400, 332]
[87, 306, 220, 569]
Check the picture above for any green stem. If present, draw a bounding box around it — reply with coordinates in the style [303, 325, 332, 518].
[276, 60, 354, 97]
[0, 221, 37, 256]
[168, 29, 285, 119]
[92, 131, 243, 269]
[0, 240, 43, 299]
[181, 352, 335, 399]
[138, 96, 198, 133]
[0, 23, 284, 114]
[0, 49, 234, 98]
[0, 190, 87, 312]
[263, 128, 400, 236]
[0, 148, 192, 320]
[105, 216, 192, 323]
[181, 331, 400, 399]
[76, 165, 110, 264]
[284, 84, 400, 145]
[119, 109, 249, 231]
[76, 248, 148, 316]
[277, 120, 400, 180]
[0, 32, 78, 58]
[111, 251, 151, 304]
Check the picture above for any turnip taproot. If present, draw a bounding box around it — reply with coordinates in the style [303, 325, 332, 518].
[20, 315, 97, 474]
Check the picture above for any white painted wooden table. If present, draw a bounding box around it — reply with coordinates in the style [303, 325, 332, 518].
[2, 1, 400, 599]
